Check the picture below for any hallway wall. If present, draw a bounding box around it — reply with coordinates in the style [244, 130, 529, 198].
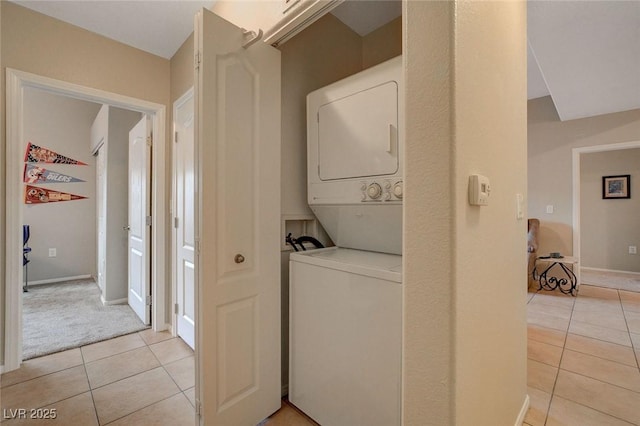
[23, 88, 101, 283]
[528, 96, 640, 257]
[1, 1, 171, 364]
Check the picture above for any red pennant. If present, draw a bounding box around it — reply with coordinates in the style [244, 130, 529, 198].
[24, 185, 87, 204]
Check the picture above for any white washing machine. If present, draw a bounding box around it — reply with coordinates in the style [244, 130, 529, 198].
[289, 56, 403, 425]
[289, 247, 402, 426]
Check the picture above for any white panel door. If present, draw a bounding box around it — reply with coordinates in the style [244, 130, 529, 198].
[195, 8, 281, 425]
[128, 116, 151, 324]
[174, 89, 196, 349]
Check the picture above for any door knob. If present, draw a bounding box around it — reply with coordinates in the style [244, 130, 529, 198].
[123, 225, 130, 231]
[234, 254, 245, 264]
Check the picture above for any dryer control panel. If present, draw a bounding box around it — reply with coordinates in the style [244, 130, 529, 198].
[360, 180, 403, 202]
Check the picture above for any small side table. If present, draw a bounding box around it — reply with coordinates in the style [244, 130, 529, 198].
[533, 256, 579, 296]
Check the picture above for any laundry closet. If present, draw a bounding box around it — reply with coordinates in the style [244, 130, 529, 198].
[280, 6, 403, 425]
[194, 2, 403, 424]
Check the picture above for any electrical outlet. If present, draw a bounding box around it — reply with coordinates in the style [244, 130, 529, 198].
[48, 248, 57, 257]
[630, 246, 637, 255]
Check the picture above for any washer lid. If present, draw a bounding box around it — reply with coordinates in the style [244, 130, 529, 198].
[290, 247, 402, 283]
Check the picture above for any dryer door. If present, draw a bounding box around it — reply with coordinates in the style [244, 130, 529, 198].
[318, 81, 399, 180]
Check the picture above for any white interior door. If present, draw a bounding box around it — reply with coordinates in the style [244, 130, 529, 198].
[174, 89, 196, 349]
[96, 146, 107, 293]
[195, 8, 281, 425]
[128, 116, 151, 324]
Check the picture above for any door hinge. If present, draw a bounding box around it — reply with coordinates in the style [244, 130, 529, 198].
[174, 217, 179, 228]
[174, 131, 178, 143]
[195, 237, 201, 255]
[194, 51, 201, 69]
[146, 135, 152, 147]
[195, 400, 201, 416]
[174, 303, 179, 314]
[145, 295, 152, 306]
[146, 216, 152, 226]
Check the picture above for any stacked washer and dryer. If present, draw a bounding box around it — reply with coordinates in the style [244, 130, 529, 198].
[289, 56, 403, 426]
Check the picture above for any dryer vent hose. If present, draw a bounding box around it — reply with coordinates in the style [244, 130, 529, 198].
[286, 233, 325, 252]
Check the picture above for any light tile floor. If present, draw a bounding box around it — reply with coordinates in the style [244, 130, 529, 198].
[0, 330, 313, 425]
[8, 285, 637, 425]
[525, 284, 640, 425]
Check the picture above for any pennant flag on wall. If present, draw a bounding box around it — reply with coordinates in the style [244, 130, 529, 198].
[24, 142, 88, 165]
[23, 164, 85, 184]
[24, 185, 87, 204]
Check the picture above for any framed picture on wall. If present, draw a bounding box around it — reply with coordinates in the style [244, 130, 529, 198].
[602, 175, 630, 199]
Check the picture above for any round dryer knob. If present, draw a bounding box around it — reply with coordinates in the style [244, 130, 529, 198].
[393, 181, 403, 199]
[367, 183, 382, 199]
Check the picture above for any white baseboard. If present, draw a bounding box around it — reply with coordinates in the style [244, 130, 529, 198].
[100, 296, 127, 306]
[581, 267, 640, 276]
[515, 394, 530, 426]
[26, 274, 93, 286]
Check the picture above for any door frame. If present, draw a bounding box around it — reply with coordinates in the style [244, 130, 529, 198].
[171, 86, 194, 341]
[571, 139, 640, 276]
[4, 68, 167, 372]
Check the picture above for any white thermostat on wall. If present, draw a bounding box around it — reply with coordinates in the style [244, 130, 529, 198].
[469, 174, 491, 206]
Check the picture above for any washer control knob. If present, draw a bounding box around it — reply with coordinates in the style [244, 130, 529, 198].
[393, 181, 403, 199]
[367, 183, 382, 199]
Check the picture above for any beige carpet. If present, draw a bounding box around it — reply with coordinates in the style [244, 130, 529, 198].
[580, 268, 640, 292]
[22, 278, 149, 359]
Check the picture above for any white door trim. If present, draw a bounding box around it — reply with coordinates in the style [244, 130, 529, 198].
[4, 68, 167, 372]
[571, 140, 640, 277]
[171, 86, 195, 340]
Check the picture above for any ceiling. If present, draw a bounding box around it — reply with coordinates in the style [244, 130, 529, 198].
[10, 0, 639, 121]
[528, 1, 640, 121]
[10, 0, 212, 59]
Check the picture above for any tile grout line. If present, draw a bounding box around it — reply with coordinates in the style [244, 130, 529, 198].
[616, 289, 640, 370]
[541, 288, 575, 426]
[80, 345, 102, 425]
[98, 333, 192, 425]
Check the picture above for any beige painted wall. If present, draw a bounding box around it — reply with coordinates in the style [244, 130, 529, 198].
[362, 16, 402, 69]
[581, 149, 640, 272]
[404, 1, 527, 424]
[403, 1, 453, 423]
[451, 1, 527, 423]
[171, 34, 194, 104]
[528, 96, 640, 257]
[1, 1, 171, 364]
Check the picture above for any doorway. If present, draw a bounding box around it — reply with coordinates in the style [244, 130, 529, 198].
[572, 140, 640, 290]
[5, 69, 168, 372]
[20, 88, 150, 359]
